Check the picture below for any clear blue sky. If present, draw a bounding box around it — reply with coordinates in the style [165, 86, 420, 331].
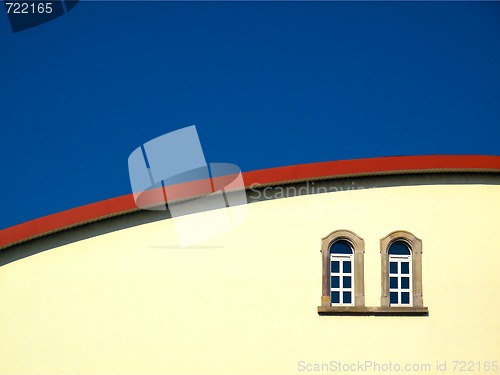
[0, 1, 499, 230]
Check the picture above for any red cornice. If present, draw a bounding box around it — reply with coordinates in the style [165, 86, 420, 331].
[1, 155, 499, 250]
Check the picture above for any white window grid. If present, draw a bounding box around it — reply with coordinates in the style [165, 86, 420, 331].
[330, 253, 354, 306]
[388, 255, 413, 306]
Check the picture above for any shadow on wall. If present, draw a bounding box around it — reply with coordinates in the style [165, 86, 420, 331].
[1, 172, 499, 267]
[0, 209, 170, 268]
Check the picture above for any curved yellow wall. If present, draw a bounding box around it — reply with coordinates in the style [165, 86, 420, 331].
[1, 183, 499, 374]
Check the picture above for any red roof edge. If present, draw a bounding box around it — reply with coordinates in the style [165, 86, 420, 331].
[1, 155, 499, 250]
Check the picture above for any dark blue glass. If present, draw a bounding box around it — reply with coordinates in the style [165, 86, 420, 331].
[388, 241, 411, 255]
[343, 261, 352, 273]
[401, 262, 410, 274]
[331, 276, 339, 288]
[390, 277, 398, 289]
[343, 276, 351, 288]
[331, 261, 339, 273]
[402, 292, 410, 304]
[389, 262, 398, 274]
[343, 291, 352, 304]
[390, 292, 398, 304]
[331, 291, 340, 303]
[401, 277, 410, 289]
[330, 241, 353, 255]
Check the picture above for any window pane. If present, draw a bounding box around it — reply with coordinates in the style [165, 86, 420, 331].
[331, 261, 339, 273]
[343, 261, 352, 273]
[401, 262, 410, 274]
[388, 241, 411, 255]
[390, 277, 398, 289]
[343, 276, 351, 288]
[330, 241, 353, 255]
[330, 276, 339, 288]
[401, 277, 410, 289]
[390, 292, 398, 304]
[401, 292, 410, 304]
[343, 291, 352, 304]
[331, 291, 340, 303]
[389, 262, 397, 274]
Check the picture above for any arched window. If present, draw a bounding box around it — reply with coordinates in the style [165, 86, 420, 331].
[321, 230, 365, 307]
[380, 231, 424, 308]
[388, 241, 412, 306]
[329, 241, 354, 305]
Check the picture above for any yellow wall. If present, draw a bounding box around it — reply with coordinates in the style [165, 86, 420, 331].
[1, 183, 499, 374]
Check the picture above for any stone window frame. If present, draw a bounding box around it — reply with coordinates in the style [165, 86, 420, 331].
[380, 231, 426, 309]
[320, 230, 365, 308]
[318, 229, 429, 316]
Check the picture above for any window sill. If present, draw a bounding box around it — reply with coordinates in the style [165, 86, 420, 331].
[317, 306, 429, 316]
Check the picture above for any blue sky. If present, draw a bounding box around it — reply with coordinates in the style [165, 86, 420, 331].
[0, 1, 499, 230]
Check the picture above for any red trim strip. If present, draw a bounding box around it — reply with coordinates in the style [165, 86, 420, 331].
[1, 155, 499, 250]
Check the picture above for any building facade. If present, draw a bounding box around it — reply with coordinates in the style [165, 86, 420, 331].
[1, 155, 499, 375]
